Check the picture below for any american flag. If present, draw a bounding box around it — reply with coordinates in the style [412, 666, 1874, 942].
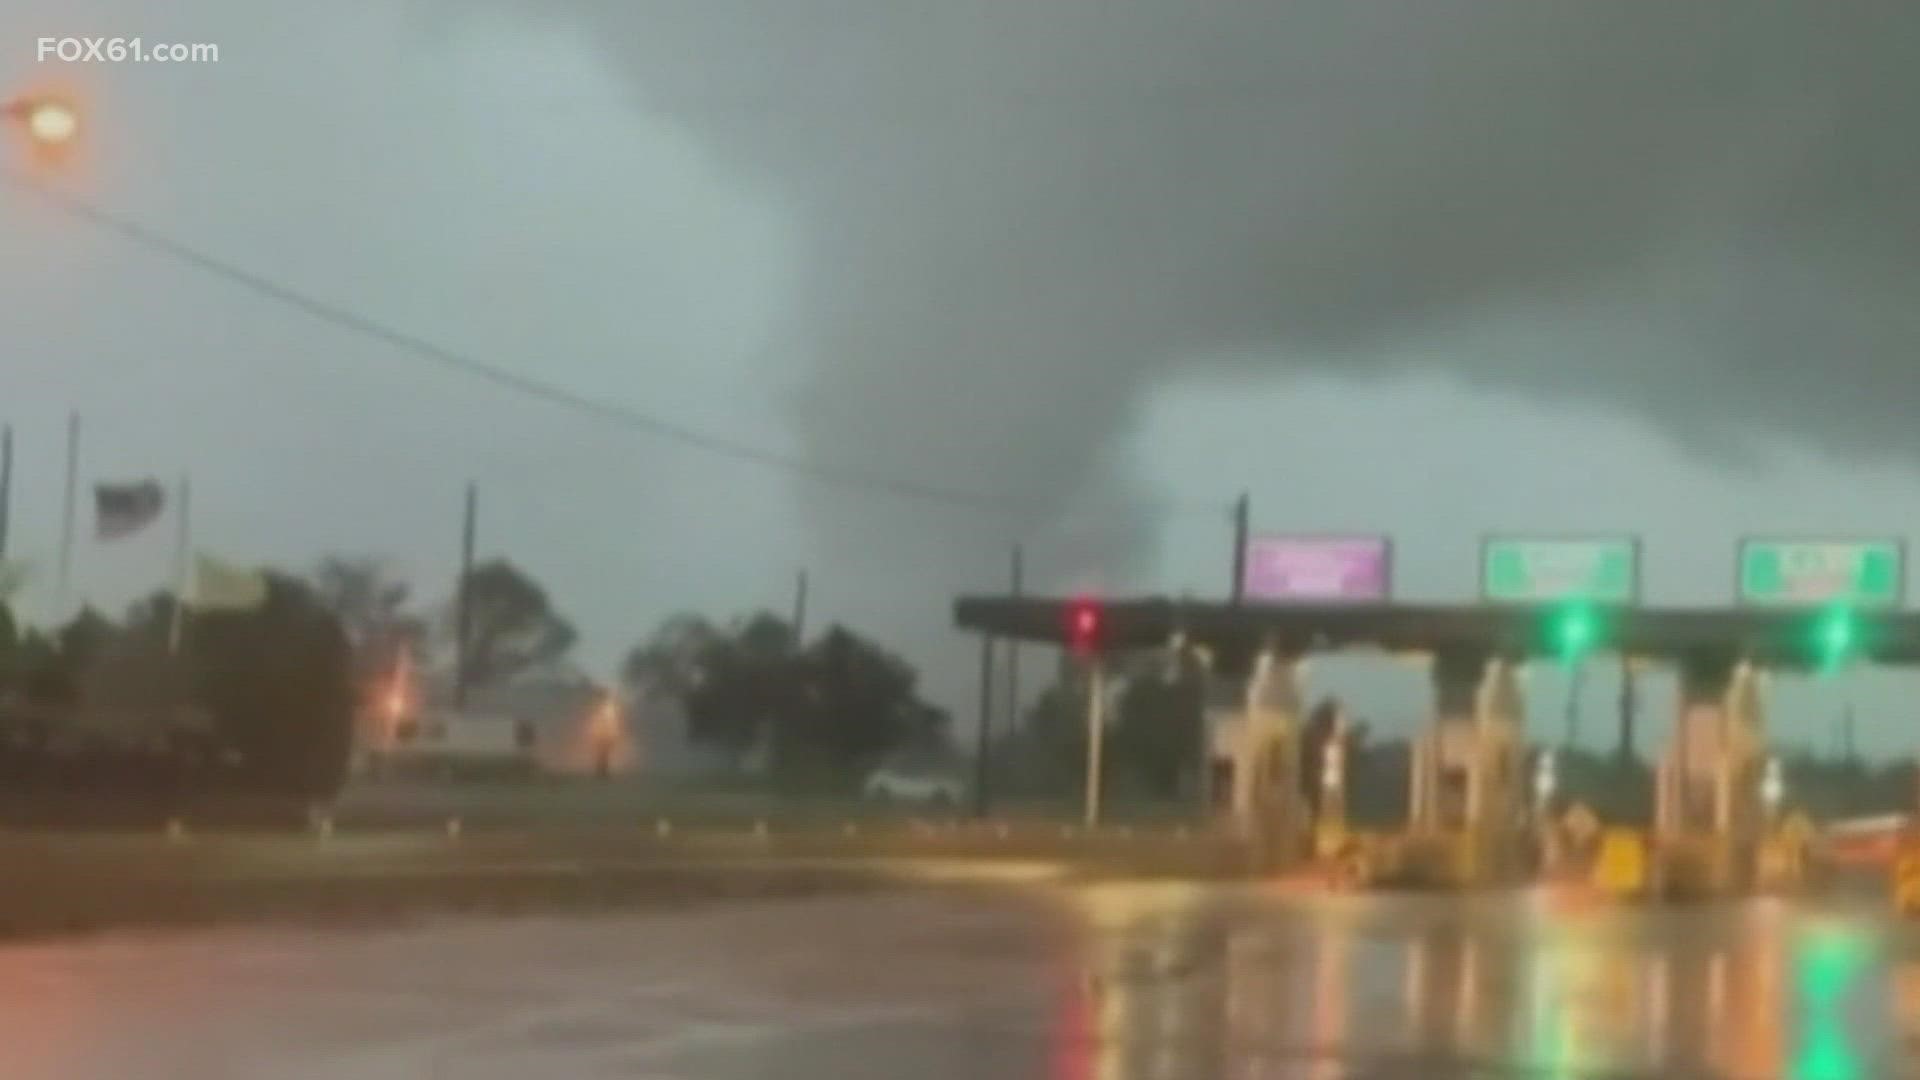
[95, 479, 165, 540]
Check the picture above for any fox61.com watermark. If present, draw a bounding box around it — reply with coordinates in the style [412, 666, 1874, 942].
[38, 37, 219, 64]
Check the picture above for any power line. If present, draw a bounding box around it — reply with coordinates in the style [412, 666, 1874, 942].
[3, 172, 1072, 514]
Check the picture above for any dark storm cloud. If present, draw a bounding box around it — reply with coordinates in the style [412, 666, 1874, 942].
[465, 3, 1920, 560]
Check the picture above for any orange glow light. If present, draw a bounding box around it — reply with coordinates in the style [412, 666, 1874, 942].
[23, 98, 78, 145]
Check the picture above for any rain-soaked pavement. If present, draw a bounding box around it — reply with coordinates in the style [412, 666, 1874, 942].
[1, 876, 1916, 1079]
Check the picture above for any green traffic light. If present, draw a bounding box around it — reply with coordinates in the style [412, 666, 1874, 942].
[1814, 604, 1859, 671]
[1552, 602, 1598, 662]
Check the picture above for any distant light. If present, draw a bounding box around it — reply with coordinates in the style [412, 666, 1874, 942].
[1550, 602, 1600, 664]
[1762, 757, 1785, 810]
[1067, 598, 1103, 655]
[14, 97, 78, 146]
[1819, 608, 1855, 655]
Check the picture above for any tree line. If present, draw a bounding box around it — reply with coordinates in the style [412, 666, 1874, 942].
[0, 552, 960, 807]
[0, 575, 354, 806]
[315, 554, 958, 791]
[11, 550, 1902, 820]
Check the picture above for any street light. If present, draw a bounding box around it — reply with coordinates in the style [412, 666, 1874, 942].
[4, 95, 79, 149]
[1534, 749, 1558, 809]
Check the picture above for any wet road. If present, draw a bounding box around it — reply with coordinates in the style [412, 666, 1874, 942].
[2, 880, 1916, 1079]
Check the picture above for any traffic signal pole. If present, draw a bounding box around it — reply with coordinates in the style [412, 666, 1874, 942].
[1084, 656, 1107, 827]
[1563, 661, 1585, 749]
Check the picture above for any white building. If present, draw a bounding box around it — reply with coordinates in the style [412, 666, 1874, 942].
[358, 661, 639, 779]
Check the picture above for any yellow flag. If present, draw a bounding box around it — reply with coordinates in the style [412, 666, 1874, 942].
[189, 553, 268, 611]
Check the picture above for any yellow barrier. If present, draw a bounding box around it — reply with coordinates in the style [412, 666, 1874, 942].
[1893, 849, 1920, 915]
[1593, 828, 1648, 897]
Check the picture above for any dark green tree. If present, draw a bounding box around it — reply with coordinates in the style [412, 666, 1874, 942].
[780, 625, 924, 784]
[0, 602, 17, 690]
[1003, 679, 1091, 796]
[633, 612, 939, 786]
[621, 612, 724, 701]
[312, 555, 427, 684]
[192, 574, 356, 798]
[57, 606, 116, 674]
[9, 608, 118, 709]
[1109, 666, 1205, 799]
[454, 559, 577, 687]
[14, 629, 67, 707]
[86, 594, 194, 714]
[680, 612, 800, 765]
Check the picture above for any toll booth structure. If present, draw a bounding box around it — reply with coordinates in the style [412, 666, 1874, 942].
[953, 595, 1920, 894]
[1226, 647, 1307, 865]
[1407, 652, 1530, 886]
[1654, 654, 1769, 896]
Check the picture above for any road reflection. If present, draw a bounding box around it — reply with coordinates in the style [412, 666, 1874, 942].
[1052, 885, 1915, 1078]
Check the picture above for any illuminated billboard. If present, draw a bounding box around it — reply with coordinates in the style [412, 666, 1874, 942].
[1241, 535, 1390, 602]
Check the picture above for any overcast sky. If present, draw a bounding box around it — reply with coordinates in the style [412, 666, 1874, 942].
[3, 3, 1918, 754]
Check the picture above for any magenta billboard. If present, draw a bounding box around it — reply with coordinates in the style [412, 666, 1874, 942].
[1241, 535, 1391, 602]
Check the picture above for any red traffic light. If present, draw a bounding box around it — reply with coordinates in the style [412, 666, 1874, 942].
[1066, 598, 1103, 654]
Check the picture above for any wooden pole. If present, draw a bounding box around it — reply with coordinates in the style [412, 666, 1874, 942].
[0, 423, 12, 559]
[1005, 543, 1023, 729]
[791, 568, 809, 643]
[974, 631, 994, 818]
[56, 411, 78, 597]
[453, 482, 477, 709]
[167, 474, 191, 653]
[1229, 493, 1250, 603]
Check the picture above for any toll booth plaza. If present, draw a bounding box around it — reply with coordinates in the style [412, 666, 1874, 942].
[952, 592, 1920, 897]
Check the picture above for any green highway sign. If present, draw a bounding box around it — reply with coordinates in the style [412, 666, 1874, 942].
[1738, 539, 1903, 608]
[1482, 537, 1638, 604]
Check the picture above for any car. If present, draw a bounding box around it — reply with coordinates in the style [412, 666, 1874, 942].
[863, 767, 963, 806]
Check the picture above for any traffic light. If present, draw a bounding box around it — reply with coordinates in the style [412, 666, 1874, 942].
[1811, 603, 1861, 674]
[1547, 601, 1600, 664]
[1066, 597, 1103, 656]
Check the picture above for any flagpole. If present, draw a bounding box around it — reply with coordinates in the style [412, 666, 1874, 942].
[0, 423, 13, 559]
[167, 473, 191, 653]
[56, 410, 78, 599]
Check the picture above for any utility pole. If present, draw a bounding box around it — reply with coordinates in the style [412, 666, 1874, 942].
[974, 631, 994, 818]
[1563, 662, 1585, 749]
[1617, 655, 1638, 761]
[791, 568, 809, 643]
[1229, 493, 1250, 604]
[1006, 543, 1024, 731]
[56, 411, 78, 597]
[1841, 702, 1858, 766]
[166, 474, 191, 654]
[453, 482, 477, 709]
